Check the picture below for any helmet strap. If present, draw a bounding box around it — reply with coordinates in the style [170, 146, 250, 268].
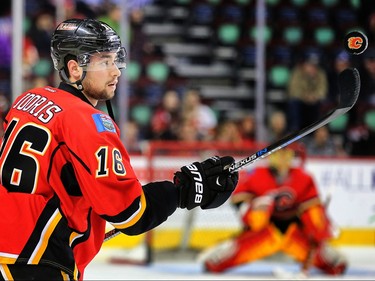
[59, 69, 87, 91]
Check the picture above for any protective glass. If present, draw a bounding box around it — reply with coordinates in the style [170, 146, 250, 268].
[77, 47, 127, 71]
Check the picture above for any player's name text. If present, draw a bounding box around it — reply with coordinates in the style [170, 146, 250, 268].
[13, 90, 62, 123]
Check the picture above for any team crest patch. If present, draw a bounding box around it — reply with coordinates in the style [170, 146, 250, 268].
[92, 113, 116, 133]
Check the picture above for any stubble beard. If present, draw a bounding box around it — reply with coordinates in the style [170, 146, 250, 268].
[84, 79, 115, 102]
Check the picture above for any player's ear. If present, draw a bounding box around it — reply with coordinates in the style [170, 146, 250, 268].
[67, 59, 82, 80]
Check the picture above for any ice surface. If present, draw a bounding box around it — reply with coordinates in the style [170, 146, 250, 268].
[85, 246, 375, 280]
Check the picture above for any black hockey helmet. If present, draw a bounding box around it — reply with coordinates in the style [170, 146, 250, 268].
[50, 18, 127, 72]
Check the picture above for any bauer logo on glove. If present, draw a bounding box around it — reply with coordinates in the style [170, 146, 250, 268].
[174, 156, 239, 210]
[184, 163, 204, 204]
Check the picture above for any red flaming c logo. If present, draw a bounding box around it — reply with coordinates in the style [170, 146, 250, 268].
[344, 31, 368, 55]
[347, 37, 363, 50]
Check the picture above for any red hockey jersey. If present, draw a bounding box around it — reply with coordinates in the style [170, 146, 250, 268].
[234, 167, 319, 221]
[0, 83, 178, 279]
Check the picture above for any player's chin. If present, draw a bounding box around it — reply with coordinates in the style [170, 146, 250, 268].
[105, 89, 116, 99]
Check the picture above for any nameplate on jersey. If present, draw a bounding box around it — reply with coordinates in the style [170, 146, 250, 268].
[92, 113, 116, 133]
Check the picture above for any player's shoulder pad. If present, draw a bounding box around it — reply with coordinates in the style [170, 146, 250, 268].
[92, 113, 116, 133]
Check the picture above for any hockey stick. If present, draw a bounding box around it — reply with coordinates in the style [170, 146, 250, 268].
[103, 68, 360, 242]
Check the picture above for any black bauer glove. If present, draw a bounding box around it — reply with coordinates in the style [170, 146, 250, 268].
[173, 156, 239, 210]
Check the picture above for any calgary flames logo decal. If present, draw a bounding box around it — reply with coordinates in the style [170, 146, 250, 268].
[344, 31, 368, 55]
[347, 37, 364, 50]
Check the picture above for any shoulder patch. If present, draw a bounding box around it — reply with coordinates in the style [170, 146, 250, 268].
[92, 113, 116, 133]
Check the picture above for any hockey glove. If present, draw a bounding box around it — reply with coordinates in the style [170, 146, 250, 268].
[241, 192, 276, 231]
[174, 156, 238, 210]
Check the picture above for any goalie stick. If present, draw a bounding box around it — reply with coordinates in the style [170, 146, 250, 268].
[103, 67, 360, 242]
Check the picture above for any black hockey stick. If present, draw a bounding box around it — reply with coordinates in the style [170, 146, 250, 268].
[228, 67, 360, 173]
[103, 68, 360, 242]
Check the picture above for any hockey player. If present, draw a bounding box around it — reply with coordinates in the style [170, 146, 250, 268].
[201, 144, 347, 276]
[0, 19, 238, 280]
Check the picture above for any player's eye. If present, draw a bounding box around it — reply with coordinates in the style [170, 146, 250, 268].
[101, 60, 111, 66]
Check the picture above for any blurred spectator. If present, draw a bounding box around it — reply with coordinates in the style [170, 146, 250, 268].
[346, 47, 375, 128]
[122, 120, 143, 154]
[266, 110, 288, 142]
[181, 88, 218, 140]
[27, 76, 49, 89]
[303, 126, 346, 157]
[129, 8, 155, 61]
[214, 119, 243, 144]
[27, 12, 55, 58]
[176, 118, 201, 142]
[345, 124, 373, 156]
[98, 2, 121, 34]
[287, 52, 328, 131]
[358, 47, 375, 107]
[150, 89, 181, 140]
[238, 113, 256, 143]
[63, 0, 95, 19]
[0, 93, 9, 121]
[75, 0, 98, 18]
[326, 50, 352, 110]
[344, 47, 375, 156]
[23, 36, 40, 79]
[358, 0, 375, 43]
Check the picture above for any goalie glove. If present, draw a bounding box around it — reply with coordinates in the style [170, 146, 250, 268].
[174, 156, 239, 210]
[240, 192, 276, 231]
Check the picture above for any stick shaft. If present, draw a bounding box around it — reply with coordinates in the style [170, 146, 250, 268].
[228, 108, 349, 173]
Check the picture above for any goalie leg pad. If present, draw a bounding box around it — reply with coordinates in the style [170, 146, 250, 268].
[281, 223, 311, 262]
[203, 225, 282, 272]
[314, 244, 348, 275]
[281, 224, 347, 275]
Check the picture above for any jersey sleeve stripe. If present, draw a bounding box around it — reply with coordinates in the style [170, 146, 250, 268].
[0, 253, 18, 265]
[108, 192, 146, 229]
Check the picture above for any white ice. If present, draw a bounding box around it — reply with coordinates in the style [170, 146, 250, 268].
[85, 246, 375, 280]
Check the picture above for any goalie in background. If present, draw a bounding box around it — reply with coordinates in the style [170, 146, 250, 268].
[200, 144, 347, 276]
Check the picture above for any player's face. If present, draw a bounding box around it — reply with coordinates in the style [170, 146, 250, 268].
[82, 52, 122, 102]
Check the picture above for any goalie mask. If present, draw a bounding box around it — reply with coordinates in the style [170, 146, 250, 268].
[50, 18, 127, 89]
[268, 143, 306, 176]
